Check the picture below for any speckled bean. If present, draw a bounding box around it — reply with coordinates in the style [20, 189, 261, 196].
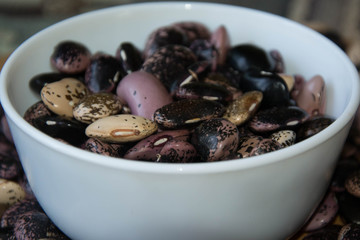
[153, 99, 225, 129]
[40, 77, 88, 118]
[345, 170, 360, 198]
[85, 53, 124, 93]
[50, 40, 91, 74]
[1, 198, 43, 228]
[249, 106, 309, 133]
[73, 92, 122, 124]
[124, 129, 190, 161]
[156, 139, 197, 163]
[82, 138, 128, 157]
[0, 153, 19, 180]
[0, 179, 26, 206]
[191, 118, 239, 162]
[23, 101, 53, 126]
[338, 223, 360, 240]
[236, 135, 282, 158]
[115, 42, 143, 74]
[304, 191, 339, 232]
[85, 114, 158, 143]
[222, 90, 263, 126]
[270, 130, 296, 148]
[142, 44, 197, 91]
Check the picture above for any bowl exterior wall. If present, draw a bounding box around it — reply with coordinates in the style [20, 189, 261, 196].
[7, 114, 352, 240]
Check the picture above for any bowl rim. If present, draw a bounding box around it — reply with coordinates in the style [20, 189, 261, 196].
[1, 1, 360, 175]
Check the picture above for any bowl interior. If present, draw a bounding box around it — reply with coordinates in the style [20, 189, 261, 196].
[0, 1, 359, 171]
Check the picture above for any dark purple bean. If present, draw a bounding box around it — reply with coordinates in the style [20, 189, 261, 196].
[248, 106, 309, 133]
[115, 42, 143, 74]
[296, 116, 335, 142]
[50, 41, 91, 74]
[13, 211, 69, 240]
[226, 44, 272, 72]
[156, 139, 198, 163]
[203, 72, 241, 99]
[172, 21, 211, 44]
[82, 138, 128, 157]
[216, 65, 243, 89]
[85, 53, 124, 93]
[142, 45, 197, 91]
[153, 99, 225, 129]
[0, 116, 13, 143]
[269, 49, 285, 73]
[0, 132, 19, 171]
[1, 198, 43, 228]
[337, 191, 360, 224]
[14, 211, 51, 240]
[0, 227, 14, 240]
[170, 61, 211, 95]
[0, 133, 18, 160]
[124, 129, 190, 161]
[0, 153, 19, 179]
[303, 224, 342, 240]
[175, 81, 232, 103]
[338, 223, 360, 240]
[331, 158, 360, 192]
[29, 72, 84, 95]
[304, 191, 339, 231]
[0, 104, 4, 119]
[143, 26, 188, 59]
[241, 70, 290, 108]
[345, 170, 360, 198]
[191, 118, 239, 162]
[23, 101, 53, 126]
[31, 115, 88, 146]
[189, 39, 217, 62]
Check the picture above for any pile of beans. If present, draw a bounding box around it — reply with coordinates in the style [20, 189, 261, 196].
[1, 21, 359, 239]
[24, 21, 332, 163]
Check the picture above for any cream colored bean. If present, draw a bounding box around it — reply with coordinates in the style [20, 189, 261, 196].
[0, 179, 26, 206]
[85, 114, 158, 143]
[271, 130, 296, 148]
[73, 93, 122, 124]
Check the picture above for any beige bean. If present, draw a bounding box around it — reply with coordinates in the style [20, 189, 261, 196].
[85, 114, 158, 143]
[0, 179, 26, 206]
[41, 78, 88, 118]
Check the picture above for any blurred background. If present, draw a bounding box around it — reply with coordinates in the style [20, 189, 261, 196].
[0, 0, 359, 62]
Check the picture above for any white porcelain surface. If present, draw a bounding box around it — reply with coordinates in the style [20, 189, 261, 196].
[1, 2, 359, 240]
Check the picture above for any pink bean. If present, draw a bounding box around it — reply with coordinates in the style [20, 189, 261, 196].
[295, 75, 326, 117]
[116, 71, 173, 120]
[210, 25, 230, 68]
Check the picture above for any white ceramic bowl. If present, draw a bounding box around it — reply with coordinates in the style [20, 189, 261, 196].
[1, 2, 359, 240]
